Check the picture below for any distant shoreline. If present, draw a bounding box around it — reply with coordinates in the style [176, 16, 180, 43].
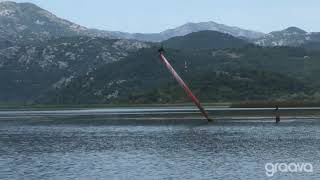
[0, 103, 229, 110]
[1, 100, 320, 110]
[0, 106, 319, 121]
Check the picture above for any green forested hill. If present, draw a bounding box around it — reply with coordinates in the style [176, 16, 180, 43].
[40, 46, 320, 104]
[2, 31, 320, 105]
[163, 30, 249, 50]
[0, 36, 149, 103]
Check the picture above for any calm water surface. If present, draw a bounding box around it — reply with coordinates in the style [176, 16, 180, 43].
[0, 116, 320, 180]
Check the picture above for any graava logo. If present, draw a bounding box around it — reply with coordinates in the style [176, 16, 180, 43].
[265, 162, 313, 177]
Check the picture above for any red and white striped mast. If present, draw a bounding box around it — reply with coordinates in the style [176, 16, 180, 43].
[158, 47, 212, 122]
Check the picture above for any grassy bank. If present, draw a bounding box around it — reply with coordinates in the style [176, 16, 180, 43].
[0, 102, 229, 110]
[230, 100, 320, 108]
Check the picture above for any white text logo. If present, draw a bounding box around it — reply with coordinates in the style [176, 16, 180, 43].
[265, 162, 313, 177]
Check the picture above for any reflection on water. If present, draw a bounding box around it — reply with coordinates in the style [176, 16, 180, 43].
[0, 117, 320, 180]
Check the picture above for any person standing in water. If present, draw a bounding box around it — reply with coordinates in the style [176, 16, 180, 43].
[275, 105, 280, 123]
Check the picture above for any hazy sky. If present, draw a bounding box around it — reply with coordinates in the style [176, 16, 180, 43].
[10, 0, 320, 33]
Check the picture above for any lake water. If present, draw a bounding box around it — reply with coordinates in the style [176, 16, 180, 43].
[0, 114, 320, 180]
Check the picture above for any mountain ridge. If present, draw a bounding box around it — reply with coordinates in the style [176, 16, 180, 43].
[0, 1, 92, 43]
[254, 26, 320, 46]
[4, 1, 320, 47]
[0, 1, 263, 47]
[162, 30, 250, 49]
[103, 21, 265, 42]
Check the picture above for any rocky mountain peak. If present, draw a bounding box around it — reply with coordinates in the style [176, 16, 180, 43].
[283, 27, 307, 34]
[254, 27, 320, 47]
[0, 1, 95, 46]
[160, 21, 265, 40]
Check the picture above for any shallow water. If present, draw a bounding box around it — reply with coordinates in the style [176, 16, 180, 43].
[0, 117, 320, 180]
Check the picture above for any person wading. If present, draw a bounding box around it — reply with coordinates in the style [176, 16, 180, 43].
[275, 105, 280, 123]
